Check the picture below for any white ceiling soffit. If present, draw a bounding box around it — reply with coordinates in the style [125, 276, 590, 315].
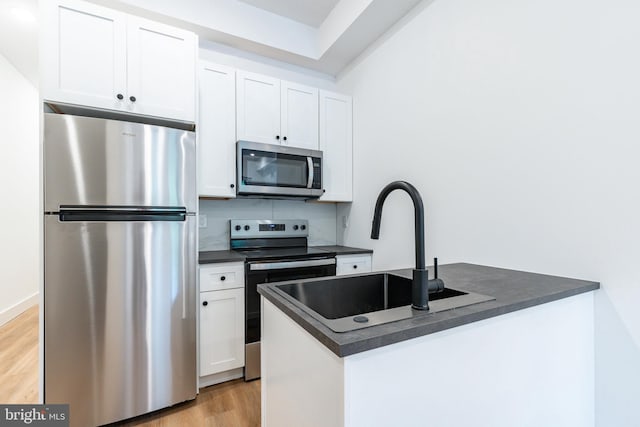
[0, 0, 38, 86]
[238, 0, 340, 28]
[88, 0, 424, 76]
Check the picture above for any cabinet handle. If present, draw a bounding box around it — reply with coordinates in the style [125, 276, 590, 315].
[353, 265, 358, 269]
[283, 136, 287, 141]
[129, 96, 137, 102]
[202, 301, 208, 306]
[220, 276, 226, 281]
[230, 184, 235, 189]
[275, 135, 280, 140]
[116, 93, 124, 100]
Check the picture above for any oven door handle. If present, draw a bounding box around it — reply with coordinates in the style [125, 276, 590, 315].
[307, 156, 314, 189]
[249, 258, 336, 271]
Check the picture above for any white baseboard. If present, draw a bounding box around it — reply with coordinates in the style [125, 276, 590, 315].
[198, 367, 244, 389]
[0, 292, 39, 327]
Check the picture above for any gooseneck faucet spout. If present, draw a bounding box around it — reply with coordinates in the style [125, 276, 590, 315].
[371, 181, 426, 270]
[371, 181, 438, 310]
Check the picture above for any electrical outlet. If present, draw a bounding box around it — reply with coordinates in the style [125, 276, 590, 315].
[198, 214, 207, 228]
[342, 215, 349, 228]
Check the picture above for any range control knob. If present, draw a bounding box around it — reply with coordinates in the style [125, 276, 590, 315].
[235, 225, 241, 231]
[293, 225, 299, 230]
[301, 225, 307, 230]
[244, 225, 250, 231]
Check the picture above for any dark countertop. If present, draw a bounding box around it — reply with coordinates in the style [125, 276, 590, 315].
[199, 250, 246, 264]
[311, 245, 373, 256]
[198, 245, 372, 264]
[257, 263, 600, 357]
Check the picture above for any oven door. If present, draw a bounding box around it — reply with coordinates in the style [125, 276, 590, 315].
[244, 257, 336, 380]
[237, 140, 323, 198]
[246, 257, 336, 343]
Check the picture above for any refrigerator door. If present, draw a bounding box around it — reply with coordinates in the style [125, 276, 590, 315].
[44, 113, 196, 212]
[44, 214, 197, 427]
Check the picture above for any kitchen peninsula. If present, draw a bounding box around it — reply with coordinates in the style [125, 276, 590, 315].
[258, 263, 599, 427]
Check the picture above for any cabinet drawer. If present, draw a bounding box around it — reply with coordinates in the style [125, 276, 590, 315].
[199, 262, 245, 292]
[336, 254, 372, 276]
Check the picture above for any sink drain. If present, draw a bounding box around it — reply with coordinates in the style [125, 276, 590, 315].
[353, 316, 369, 323]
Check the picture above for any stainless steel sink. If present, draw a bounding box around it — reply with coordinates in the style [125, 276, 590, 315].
[274, 273, 495, 332]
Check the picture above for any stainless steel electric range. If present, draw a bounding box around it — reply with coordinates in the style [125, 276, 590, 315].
[230, 219, 337, 381]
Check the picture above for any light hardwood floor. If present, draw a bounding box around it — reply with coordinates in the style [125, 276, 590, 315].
[0, 306, 261, 426]
[0, 306, 39, 404]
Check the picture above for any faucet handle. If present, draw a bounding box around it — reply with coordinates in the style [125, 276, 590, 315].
[428, 257, 445, 293]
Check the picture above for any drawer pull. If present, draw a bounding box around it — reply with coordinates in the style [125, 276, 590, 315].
[353, 265, 358, 269]
[220, 276, 226, 281]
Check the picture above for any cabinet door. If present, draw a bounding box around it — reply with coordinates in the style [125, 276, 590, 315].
[281, 81, 319, 150]
[319, 91, 353, 202]
[126, 16, 196, 122]
[236, 71, 281, 144]
[200, 289, 245, 377]
[41, 0, 127, 110]
[198, 62, 237, 198]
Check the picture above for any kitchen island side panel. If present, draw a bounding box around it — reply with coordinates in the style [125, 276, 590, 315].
[343, 292, 594, 427]
[261, 298, 345, 427]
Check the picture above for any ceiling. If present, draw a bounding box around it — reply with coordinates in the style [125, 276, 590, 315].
[238, 0, 340, 28]
[0, 0, 424, 85]
[95, 0, 425, 76]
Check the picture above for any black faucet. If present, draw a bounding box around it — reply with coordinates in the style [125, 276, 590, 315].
[370, 181, 444, 310]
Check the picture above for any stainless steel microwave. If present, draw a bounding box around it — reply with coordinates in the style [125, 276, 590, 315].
[236, 140, 324, 199]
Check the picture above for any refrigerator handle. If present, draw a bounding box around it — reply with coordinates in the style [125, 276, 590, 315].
[58, 207, 187, 222]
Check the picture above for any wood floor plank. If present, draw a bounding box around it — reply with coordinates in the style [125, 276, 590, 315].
[0, 306, 39, 404]
[0, 305, 261, 426]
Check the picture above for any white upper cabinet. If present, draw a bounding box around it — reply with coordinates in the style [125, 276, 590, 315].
[201, 66, 352, 201]
[319, 91, 353, 202]
[42, 0, 196, 122]
[236, 72, 319, 149]
[236, 71, 281, 145]
[198, 62, 237, 198]
[126, 17, 196, 122]
[281, 82, 319, 150]
[42, 0, 127, 111]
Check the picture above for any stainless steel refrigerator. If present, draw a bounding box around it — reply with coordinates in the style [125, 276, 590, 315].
[43, 113, 197, 427]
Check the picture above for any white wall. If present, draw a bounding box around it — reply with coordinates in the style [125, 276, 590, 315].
[0, 53, 39, 325]
[336, 0, 640, 425]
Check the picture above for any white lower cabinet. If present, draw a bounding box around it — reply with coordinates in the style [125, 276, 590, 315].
[199, 262, 245, 382]
[336, 254, 372, 276]
[199, 288, 245, 377]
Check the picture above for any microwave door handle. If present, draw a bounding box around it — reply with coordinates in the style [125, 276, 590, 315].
[307, 157, 314, 189]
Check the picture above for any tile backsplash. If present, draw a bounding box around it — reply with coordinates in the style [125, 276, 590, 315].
[199, 199, 338, 250]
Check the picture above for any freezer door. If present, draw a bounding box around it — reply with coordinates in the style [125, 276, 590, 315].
[44, 215, 197, 427]
[44, 113, 196, 212]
